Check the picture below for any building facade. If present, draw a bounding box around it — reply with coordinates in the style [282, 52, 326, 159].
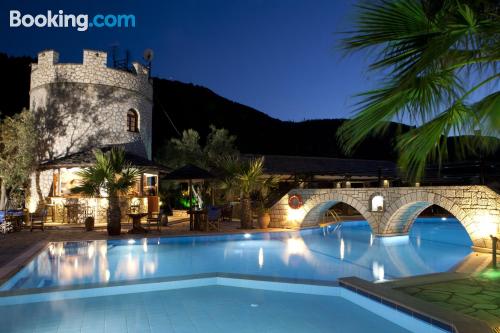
[27, 49, 160, 223]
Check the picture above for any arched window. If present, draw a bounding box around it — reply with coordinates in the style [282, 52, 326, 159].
[371, 194, 384, 212]
[127, 109, 139, 132]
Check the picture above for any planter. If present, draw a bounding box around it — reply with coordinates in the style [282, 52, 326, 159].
[84, 217, 95, 231]
[258, 212, 271, 229]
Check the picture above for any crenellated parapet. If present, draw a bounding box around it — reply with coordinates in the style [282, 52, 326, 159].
[30, 49, 152, 100]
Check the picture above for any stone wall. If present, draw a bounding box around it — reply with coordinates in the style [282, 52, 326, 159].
[30, 49, 153, 159]
[27, 170, 55, 212]
[270, 186, 500, 251]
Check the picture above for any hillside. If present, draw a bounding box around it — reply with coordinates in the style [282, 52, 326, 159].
[152, 78, 410, 160]
[1, 52, 497, 165]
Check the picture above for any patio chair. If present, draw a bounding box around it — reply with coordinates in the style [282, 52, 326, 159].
[206, 207, 221, 232]
[147, 211, 162, 232]
[221, 204, 233, 222]
[30, 208, 48, 232]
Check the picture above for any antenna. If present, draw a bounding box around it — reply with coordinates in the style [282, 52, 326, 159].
[143, 49, 154, 78]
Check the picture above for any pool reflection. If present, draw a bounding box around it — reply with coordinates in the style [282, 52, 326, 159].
[1, 218, 472, 291]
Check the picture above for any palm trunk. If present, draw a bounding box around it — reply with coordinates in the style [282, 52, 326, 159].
[107, 194, 121, 235]
[0, 179, 7, 211]
[240, 197, 253, 229]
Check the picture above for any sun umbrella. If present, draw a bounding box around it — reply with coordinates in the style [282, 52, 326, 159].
[164, 164, 214, 230]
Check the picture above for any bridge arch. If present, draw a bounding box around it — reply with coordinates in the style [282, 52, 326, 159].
[301, 192, 378, 231]
[270, 186, 500, 251]
[381, 191, 472, 237]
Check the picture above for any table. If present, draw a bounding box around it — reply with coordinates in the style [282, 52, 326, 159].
[127, 212, 149, 234]
[188, 209, 207, 231]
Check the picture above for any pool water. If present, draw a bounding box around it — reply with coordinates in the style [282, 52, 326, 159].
[1, 218, 472, 291]
[0, 285, 422, 333]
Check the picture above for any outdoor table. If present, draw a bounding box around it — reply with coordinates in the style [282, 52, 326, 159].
[188, 209, 207, 231]
[127, 212, 149, 234]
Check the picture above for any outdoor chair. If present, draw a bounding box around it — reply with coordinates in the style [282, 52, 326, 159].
[30, 208, 48, 232]
[147, 211, 162, 232]
[206, 207, 221, 232]
[221, 204, 233, 222]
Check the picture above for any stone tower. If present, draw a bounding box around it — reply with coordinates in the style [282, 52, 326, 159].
[30, 49, 153, 160]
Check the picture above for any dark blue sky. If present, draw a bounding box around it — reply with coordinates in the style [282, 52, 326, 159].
[1, 0, 380, 121]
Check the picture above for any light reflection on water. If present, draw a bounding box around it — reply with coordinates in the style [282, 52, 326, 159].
[1, 218, 472, 291]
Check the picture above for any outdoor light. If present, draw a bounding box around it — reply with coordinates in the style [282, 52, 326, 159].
[244, 233, 251, 239]
[441, 217, 447, 221]
[491, 235, 498, 270]
[476, 214, 496, 238]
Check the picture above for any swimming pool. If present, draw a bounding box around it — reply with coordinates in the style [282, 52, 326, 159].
[0, 218, 471, 333]
[1, 218, 472, 291]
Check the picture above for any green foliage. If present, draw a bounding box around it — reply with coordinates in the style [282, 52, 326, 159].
[158, 125, 238, 169]
[338, 0, 500, 181]
[204, 125, 238, 163]
[0, 109, 37, 209]
[71, 148, 141, 197]
[215, 156, 276, 228]
[216, 156, 276, 202]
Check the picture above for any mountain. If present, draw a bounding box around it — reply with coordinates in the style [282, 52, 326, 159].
[1, 53, 497, 164]
[152, 78, 411, 161]
[0, 53, 33, 118]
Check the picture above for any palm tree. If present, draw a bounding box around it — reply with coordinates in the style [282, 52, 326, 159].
[71, 148, 141, 235]
[217, 156, 275, 229]
[338, 0, 499, 181]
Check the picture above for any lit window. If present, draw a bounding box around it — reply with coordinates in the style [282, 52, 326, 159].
[127, 109, 139, 132]
[371, 195, 384, 212]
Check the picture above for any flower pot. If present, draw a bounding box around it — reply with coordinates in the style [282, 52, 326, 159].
[84, 217, 95, 231]
[258, 212, 270, 229]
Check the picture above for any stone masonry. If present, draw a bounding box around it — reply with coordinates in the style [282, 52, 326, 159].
[30, 49, 153, 160]
[269, 186, 500, 251]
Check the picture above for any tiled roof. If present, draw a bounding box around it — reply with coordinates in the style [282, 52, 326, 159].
[244, 154, 398, 178]
[39, 146, 168, 172]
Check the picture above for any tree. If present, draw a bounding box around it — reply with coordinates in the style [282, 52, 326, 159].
[217, 156, 275, 229]
[158, 125, 238, 170]
[161, 129, 204, 169]
[338, 0, 500, 181]
[0, 109, 37, 211]
[204, 125, 238, 163]
[71, 148, 141, 235]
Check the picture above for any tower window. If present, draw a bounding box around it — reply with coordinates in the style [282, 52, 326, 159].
[127, 110, 139, 132]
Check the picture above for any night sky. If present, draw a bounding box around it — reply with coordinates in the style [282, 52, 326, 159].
[1, 0, 380, 121]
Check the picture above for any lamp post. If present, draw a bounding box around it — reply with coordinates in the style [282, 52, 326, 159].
[491, 235, 498, 269]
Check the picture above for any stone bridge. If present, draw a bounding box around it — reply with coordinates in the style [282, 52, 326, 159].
[269, 186, 500, 251]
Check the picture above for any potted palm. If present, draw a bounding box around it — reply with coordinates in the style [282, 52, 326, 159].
[217, 156, 275, 229]
[71, 148, 141, 236]
[256, 204, 271, 229]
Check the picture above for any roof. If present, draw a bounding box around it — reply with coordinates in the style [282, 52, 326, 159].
[243, 154, 398, 179]
[163, 164, 214, 181]
[39, 146, 169, 173]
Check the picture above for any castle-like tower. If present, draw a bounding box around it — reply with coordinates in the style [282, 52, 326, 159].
[30, 49, 153, 160]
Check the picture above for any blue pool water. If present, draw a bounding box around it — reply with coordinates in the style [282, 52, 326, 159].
[1, 218, 472, 291]
[0, 285, 425, 333]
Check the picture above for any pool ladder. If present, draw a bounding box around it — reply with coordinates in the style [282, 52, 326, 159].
[320, 210, 341, 234]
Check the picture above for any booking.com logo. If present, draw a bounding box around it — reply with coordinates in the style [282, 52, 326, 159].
[9, 10, 135, 32]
